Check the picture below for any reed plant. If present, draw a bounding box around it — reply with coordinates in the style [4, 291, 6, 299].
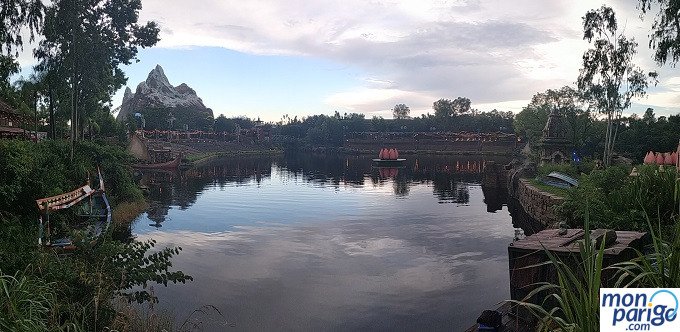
[612, 216, 680, 289]
[511, 208, 605, 332]
[0, 269, 85, 331]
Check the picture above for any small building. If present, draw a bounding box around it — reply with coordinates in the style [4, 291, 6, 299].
[539, 108, 571, 165]
[0, 100, 28, 139]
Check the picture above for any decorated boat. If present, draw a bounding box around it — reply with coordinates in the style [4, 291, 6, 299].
[372, 148, 406, 166]
[35, 168, 111, 251]
[132, 154, 182, 169]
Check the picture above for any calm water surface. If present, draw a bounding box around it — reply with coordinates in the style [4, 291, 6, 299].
[131, 153, 516, 331]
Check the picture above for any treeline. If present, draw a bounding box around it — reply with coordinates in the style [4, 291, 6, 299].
[271, 102, 513, 147]
[514, 86, 680, 161]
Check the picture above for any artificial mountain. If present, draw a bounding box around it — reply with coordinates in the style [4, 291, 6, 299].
[116, 65, 214, 130]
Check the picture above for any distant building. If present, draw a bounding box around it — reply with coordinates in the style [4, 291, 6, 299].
[539, 108, 571, 165]
[0, 100, 28, 139]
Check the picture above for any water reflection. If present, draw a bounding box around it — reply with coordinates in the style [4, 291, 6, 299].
[131, 153, 515, 331]
[135, 154, 509, 226]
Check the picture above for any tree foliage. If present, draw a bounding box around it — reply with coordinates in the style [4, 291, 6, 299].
[35, 0, 159, 157]
[514, 86, 594, 152]
[432, 97, 471, 118]
[0, 0, 43, 92]
[577, 6, 656, 167]
[639, 0, 680, 65]
[392, 103, 410, 119]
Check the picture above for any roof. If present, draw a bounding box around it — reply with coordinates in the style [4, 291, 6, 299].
[546, 171, 579, 187]
[0, 126, 25, 133]
[0, 100, 28, 124]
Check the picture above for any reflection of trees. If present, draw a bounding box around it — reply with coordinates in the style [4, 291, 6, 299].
[481, 186, 506, 213]
[430, 174, 470, 204]
[135, 154, 514, 227]
[136, 156, 275, 226]
[275, 153, 371, 187]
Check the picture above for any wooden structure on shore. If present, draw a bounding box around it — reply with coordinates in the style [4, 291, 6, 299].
[0, 100, 28, 139]
[508, 228, 645, 323]
[466, 228, 646, 331]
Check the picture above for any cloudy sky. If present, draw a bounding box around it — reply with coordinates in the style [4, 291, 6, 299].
[75, 1, 680, 120]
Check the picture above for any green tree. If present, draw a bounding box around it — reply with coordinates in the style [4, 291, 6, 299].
[0, 0, 43, 88]
[577, 6, 656, 167]
[433, 98, 454, 118]
[392, 103, 410, 119]
[451, 97, 471, 115]
[639, 0, 680, 65]
[371, 115, 387, 132]
[432, 97, 471, 118]
[35, 0, 159, 158]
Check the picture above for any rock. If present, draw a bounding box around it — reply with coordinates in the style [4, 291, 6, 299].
[611, 154, 633, 166]
[116, 64, 214, 124]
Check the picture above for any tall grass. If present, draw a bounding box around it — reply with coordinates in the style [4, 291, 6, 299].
[612, 217, 680, 288]
[511, 208, 605, 331]
[0, 270, 84, 331]
[112, 200, 149, 225]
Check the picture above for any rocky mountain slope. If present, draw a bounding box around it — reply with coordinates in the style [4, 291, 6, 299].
[116, 65, 214, 129]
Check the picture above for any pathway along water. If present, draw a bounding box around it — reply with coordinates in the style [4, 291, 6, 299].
[130, 153, 519, 331]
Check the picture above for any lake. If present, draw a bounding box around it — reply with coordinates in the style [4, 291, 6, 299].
[130, 153, 517, 331]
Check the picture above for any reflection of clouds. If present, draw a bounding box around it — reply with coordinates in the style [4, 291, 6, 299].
[137, 196, 514, 330]
[338, 237, 407, 257]
[131, 155, 516, 331]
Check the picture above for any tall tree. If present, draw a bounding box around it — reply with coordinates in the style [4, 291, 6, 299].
[515, 86, 593, 151]
[577, 6, 656, 167]
[639, 0, 680, 65]
[433, 98, 454, 118]
[451, 97, 471, 115]
[392, 104, 410, 119]
[35, 0, 159, 158]
[432, 97, 471, 118]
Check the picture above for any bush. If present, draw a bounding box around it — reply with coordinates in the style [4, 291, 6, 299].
[558, 164, 675, 232]
[536, 161, 595, 179]
[0, 140, 190, 330]
[0, 140, 142, 219]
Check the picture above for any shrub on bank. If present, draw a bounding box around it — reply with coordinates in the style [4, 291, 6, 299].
[557, 164, 676, 232]
[536, 161, 595, 179]
[0, 140, 142, 220]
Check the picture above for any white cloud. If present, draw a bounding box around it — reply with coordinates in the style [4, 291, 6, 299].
[62, 0, 680, 117]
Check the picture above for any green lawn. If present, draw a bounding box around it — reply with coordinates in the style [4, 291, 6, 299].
[527, 178, 571, 198]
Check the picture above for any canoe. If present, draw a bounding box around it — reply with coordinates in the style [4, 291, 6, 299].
[132, 156, 181, 169]
[35, 168, 112, 251]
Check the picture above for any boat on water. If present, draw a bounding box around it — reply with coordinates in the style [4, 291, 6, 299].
[372, 148, 406, 166]
[132, 154, 182, 169]
[35, 168, 111, 251]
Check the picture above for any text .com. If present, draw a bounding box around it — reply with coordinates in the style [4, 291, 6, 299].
[600, 288, 680, 332]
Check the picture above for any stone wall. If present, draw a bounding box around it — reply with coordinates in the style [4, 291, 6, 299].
[482, 161, 509, 189]
[126, 133, 150, 160]
[516, 178, 564, 228]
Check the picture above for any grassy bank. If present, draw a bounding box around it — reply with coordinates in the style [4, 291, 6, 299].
[183, 149, 283, 165]
[527, 178, 571, 198]
[112, 200, 150, 225]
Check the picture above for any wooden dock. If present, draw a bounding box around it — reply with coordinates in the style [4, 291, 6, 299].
[467, 228, 646, 331]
